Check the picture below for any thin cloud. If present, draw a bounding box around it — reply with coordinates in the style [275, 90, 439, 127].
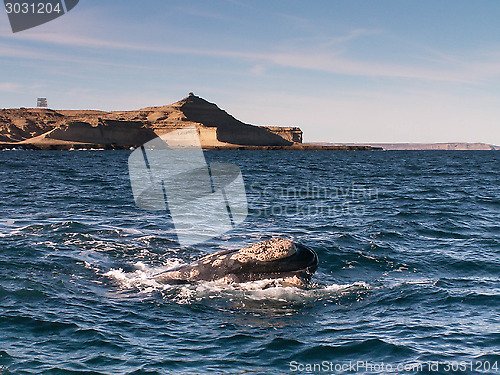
[3, 31, 500, 84]
[0, 40, 158, 72]
[0, 82, 22, 92]
[284, 28, 382, 49]
[173, 5, 232, 21]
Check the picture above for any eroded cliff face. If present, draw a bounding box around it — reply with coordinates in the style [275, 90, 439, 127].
[0, 108, 67, 142]
[0, 94, 301, 148]
[25, 120, 157, 146]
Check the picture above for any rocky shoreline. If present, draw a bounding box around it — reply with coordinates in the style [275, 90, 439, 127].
[0, 142, 380, 151]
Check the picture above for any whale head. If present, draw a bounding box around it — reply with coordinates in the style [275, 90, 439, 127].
[155, 238, 318, 287]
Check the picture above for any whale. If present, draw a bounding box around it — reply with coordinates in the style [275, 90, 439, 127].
[154, 238, 318, 287]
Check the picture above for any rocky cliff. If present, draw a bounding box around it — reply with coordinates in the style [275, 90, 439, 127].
[0, 94, 300, 149]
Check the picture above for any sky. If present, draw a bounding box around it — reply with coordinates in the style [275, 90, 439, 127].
[1, 0, 500, 144]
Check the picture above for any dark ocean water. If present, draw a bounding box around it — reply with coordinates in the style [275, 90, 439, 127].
[0, 150, 499, 375]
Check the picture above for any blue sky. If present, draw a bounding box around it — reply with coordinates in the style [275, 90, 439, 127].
[1, 0, 500, 144]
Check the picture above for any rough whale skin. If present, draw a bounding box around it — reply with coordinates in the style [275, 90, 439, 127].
[154, 238, 318, 287]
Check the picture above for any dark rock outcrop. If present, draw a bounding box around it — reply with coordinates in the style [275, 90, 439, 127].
[42, 120, 157, 145]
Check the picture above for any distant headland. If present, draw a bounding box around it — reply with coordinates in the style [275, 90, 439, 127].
[315, 142, 500, 151]
[0, 93, 377, 151]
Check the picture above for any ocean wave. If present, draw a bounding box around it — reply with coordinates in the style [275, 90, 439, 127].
[293, 338, 415, 362]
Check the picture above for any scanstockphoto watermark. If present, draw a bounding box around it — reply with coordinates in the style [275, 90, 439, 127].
[249, 182, 379, 218]
[250, 182, 379, 201]
[128, 127, 248, 248]
[289, 360, 499, 373]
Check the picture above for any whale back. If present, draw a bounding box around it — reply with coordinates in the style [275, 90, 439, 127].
[230, 238, 297, 262]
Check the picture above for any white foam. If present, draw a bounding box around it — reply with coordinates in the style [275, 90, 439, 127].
[320, 281, 371, 292]
[105, 267, 159, 291]
[385, 279, 436, 288]
[0, 219, 20, 237]
[104, 259, 185, 293]
[103, 258, 371, 305]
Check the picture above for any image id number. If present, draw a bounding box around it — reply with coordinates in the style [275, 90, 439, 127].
[5, 2, 62, 14]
